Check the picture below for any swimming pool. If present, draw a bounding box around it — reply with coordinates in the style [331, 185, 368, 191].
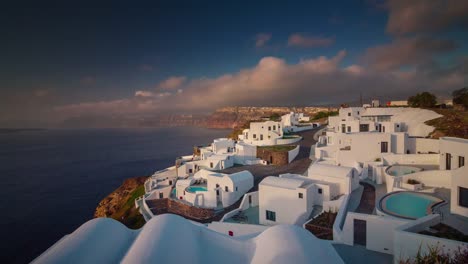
[186, 186, 208, 193]
[386, 165, 423, 176]
[378, 191, 444, 220]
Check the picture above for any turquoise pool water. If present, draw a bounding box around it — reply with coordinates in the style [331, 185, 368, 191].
[186, 186, 208, 192]
[387, 165, 422, 176]
[380, 192, 443, 219]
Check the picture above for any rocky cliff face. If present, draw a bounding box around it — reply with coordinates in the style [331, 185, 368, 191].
[94, 176, 147, 219]
[204, 106, 335, 128]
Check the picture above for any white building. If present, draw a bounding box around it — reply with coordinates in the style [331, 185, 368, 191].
[176, 169, 254, 209]
[239, 121, 284, 146]
[281, 112, 318, 133]
[258, 164, 357, 226]
[307, 164, 359, 195]
[440, 137, 468, 217]
[328, 107, 440, 137]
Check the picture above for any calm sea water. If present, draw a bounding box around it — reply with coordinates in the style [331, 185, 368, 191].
[0, 127, 230, 263]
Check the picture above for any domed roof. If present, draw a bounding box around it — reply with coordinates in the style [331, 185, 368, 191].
[34, 214, 344, 264]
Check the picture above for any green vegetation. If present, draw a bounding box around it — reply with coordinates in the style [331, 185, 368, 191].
[453, 87, 468, 108]
[426, 109, 468, 139]
[399, 244, 468, 264]
[407, 179, 421, 185]
[408, 92, 437, 108]
[110, 185, 146, 229]
[312, 111, 338, 120]
[269, 113, 281, 121]
[258, 145, 296, 152]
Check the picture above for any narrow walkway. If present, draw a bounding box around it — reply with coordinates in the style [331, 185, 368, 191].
[354, 182, 376, 214]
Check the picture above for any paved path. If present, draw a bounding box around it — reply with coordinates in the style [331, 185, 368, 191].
[333, 244, 393, 264]
[218, 128, 320, 191]
[355, 182, 376, 214]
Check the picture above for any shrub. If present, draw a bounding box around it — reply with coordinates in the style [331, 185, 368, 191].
[399, 244, 468, 264]
[408, 92, 437, 108]
[407, 179, 421, 185]
[452, 87, 468, 108]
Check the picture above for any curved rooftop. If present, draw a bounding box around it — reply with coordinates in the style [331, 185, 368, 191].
[33, 214, 343, 264]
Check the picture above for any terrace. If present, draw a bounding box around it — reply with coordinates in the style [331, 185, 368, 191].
[224, 206, 260, 225]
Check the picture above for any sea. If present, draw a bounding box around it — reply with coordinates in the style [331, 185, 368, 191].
[0, 127, 230, 263]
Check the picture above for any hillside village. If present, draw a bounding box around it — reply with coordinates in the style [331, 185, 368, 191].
[35, 98, 468, 264]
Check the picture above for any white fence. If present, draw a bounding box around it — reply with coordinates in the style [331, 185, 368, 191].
[288, 145, 301, 163]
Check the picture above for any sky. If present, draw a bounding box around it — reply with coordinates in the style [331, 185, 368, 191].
[0, 1, 467, 128]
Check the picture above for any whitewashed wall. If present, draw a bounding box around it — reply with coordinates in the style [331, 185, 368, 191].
[288, 145, 300, 163]
[394, 215, 468, 263]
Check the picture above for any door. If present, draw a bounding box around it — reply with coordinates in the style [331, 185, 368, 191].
[353, 219, 366, 246]
[446, 153, 452, 170]
[269, 156, 273, 164]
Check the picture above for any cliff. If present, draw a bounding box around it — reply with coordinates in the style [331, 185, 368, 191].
[205, 106, 335, 128]
[94, 176, 148, 229]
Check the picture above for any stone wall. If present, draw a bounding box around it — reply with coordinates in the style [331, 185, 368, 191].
[148, 198, 215, 221]
[256, 148, 289, 165]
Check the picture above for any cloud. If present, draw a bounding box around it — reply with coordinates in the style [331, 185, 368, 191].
[139, 64, 154, 72]
[287, 33, 335, 48]
[157, 76, 186, 90]
[386, 0, 468, 35]
[254, 33, 272, 47]
[55, 50, 465, 126]
[80, 76, 96, 85]
[362, 36, 457, 71]
[135, 90, 155, 97]
[34, 89, 50, 97]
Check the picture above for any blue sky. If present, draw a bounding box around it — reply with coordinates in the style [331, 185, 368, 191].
[0, 1, 466, 127]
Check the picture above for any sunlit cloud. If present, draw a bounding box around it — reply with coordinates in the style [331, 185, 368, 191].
[157, 76, 187, 90]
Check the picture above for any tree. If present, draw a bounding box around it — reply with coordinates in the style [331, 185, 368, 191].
[407, 92, 437, 108]
[452, 87, 468, 107]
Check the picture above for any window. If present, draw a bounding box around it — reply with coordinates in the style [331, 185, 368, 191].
[383, 126, 386, 132]
[225, 186, 229, 192]
[347, 126, 351, 132]
[381, 142, 388, 153]
[210, 162, 213, 168]
[459, 156, 465, 168]
[169, 180, 172, 185]
[253, 134, 256, 139]
[348, 113, 351, 116]
[357, 111, 360, 115]
[248, 195, 252, 204]
[359, 124, 369, 132]
[341, 124, 346, 133]
[266, 210, 276, 221]
[273, 125, 276, 130]
[298, 193, 303, 199]
[189, 169, 193, 173]
[159, 192, 164, 199]
[318, 188, 322, 194]
[446, 153, 452, 170]
[459, 187, 468, 208]
[268, 126, 271, 131]
[235, 186, 238, 191]
[260, 134, 263, 140]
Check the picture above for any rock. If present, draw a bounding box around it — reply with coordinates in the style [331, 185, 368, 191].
[94, 176, 148, 218]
